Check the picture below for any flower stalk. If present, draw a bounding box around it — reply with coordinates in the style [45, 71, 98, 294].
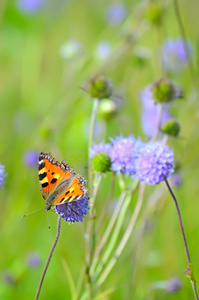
[165, 178, 199, 300]
[35, 215, 62, 300]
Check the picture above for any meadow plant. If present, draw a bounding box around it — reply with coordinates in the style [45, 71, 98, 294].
[2, 1, 199, 299]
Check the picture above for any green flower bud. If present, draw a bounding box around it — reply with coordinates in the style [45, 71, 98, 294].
[92, 152, 111, 173]
[161, 119, 180, 137]
[39, 127, 51, 139]
[146, 3, 164, 25]
[98, 99, 117, 119]
[87, 75, 113, 99]
[152, 78, 176, 103]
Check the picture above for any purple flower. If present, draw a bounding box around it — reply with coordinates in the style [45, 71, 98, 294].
[24, 150, 39, 167]
[166, 277, 181, 293]
[110, 136, 142, 175]
[89, 142, 112, 158]
[96, 42, 111, 60]
[26, 253, 41, 268]
[0, 164, 5, 188]
[16, 0, 44, 13]
[135, 142, 174, 185]
[1, 271, 15, 285]
[161, 38, 192, 72]
[54, 197, 90, 223]
[106, 3, 127, 25]
[139, 87, 171, 136]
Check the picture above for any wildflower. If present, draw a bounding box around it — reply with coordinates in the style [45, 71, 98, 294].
[161, 38, 192, 72]
[89, 142, 112, 158]
[54, 197, 90, 223]
[0, 164, 5, 188]
[135, 141, 174, 185]
[1, 271, 15, 285]
[96, 42, 111, 60]
[146, 2, 164, 25]
[152, 78, 181, 103]
[98, 99, 118, 119]
[166, 277, 181, 293]
[139, 87, 171, 136]
[110, 136, 142, 175]
[92, 152, 111, 173]
[86, 75, 113, 100]
[26, 253, 41, 268]
[106, 3, 127, 25]
[24, 150, 39, 167]
[161, 119, 180, 137]
[16, 0, 44, 13]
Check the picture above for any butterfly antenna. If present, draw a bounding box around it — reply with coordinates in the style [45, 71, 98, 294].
[22, 207, 44, 217]
[47, 211, 51, 230]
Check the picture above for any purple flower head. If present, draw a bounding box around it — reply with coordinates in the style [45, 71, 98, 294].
[161, 38, 192, 72]
[16, 0, 44, 13]
[89, 142, 112, 158]
[54, 197, 90, 223]
[96, 42, 111, 60]
[166, 277, 181, 294]
[0, 164, 5, 188]
[106, 3, 127, 25]
[24, 150, 39, 167]
[139, 87, 171, 136]
[110, 136, 142, 175]
[26, 253, 41, 268]
[135, 142, 174, 185]
[1, 271, 15, 285]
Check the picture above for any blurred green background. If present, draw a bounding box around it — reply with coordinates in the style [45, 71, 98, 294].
[1, 0, 199, 299]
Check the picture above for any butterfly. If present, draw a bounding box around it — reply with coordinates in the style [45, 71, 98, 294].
[38, 152, 89, 212]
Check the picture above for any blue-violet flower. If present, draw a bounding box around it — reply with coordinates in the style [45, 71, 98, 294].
[89, 142, 112, 158]
[54, 197, 90, 223]
[110, 136, 142, 175]
[135, 142, 174, 185]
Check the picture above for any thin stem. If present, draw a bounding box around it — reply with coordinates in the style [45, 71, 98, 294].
[95, 182, 145, 289]
[88, 98, 100, 195]
[90, 190, 127, 277]
[151, 104, 163, 142]
[165, 178, 199, 300]
[173, 0, 198, 96]
[35, 215, 62, 300]
[85, 173, 102, 299]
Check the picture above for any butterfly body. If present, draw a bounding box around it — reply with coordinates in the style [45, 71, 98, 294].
[38, 152, 89, 212]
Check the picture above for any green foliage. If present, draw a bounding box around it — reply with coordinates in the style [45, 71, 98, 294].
[1, 0, 199, 299]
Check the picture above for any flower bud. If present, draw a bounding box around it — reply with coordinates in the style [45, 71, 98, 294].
[152, 78, 175, 103]
[98, 99, 117, 119]
[161, 119, 180, 137]
[92, 152, 111, 173]
[146, 3, 164, 25]
[87, 75, 113, 99]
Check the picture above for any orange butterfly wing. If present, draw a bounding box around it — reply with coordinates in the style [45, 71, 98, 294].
[38, 152, 89, 211]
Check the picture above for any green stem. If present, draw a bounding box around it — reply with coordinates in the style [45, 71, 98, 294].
[152, 104, 163, 142]
[85, 173, 102, 299]
[35, 215, 62, 300]
[165, 178, 199, 300]
[94, 192, 132, 282]
[88, 98, 100, 195]
[173, 0, 198, 96]
[95, 182, 145, 289]
[90, 190, 127, 277]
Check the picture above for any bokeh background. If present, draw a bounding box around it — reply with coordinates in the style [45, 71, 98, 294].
[1, 0, 199, 299]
